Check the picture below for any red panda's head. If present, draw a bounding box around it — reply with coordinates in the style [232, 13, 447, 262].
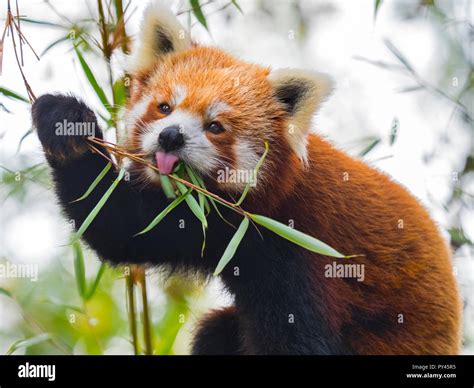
[124, 3, 332, 201]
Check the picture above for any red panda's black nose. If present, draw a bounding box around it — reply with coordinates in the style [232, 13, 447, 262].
[158, 125, 185, 152]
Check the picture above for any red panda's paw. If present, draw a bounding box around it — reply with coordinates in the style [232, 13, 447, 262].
[32, 94, 103, 163]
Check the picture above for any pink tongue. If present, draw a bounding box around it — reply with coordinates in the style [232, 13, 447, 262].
[155, 152, 179, 175]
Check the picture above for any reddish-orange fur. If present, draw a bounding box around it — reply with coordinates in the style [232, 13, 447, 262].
[268, 137, 462, 354]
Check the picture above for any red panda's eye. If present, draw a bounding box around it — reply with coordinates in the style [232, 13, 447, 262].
[206, 121, 225, 134]
[158, 103, 172, 115]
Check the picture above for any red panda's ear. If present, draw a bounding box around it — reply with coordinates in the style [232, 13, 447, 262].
[268, 69, 333, 165]
[128, 2, 191, 74]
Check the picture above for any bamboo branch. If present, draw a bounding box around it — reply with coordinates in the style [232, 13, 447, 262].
[125, 269, 139, 355]
[87, 137, 248, 216]
[138, 268, 153, 355]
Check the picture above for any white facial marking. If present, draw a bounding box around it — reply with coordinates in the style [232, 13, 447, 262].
[234, 140, 260, 173]
[140, 109, 220, 175]
[206, 101, 231, 120]
[215, 139, 261, 191]
[124, 95, 153, 131]
[172, 85, 187, 106]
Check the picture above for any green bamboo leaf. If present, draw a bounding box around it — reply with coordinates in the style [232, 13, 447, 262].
[389, 117, 400, 146]
[448, 227, 473, 247]
[72, 240, 87, 299]
[73, 168, 126, 241]
[135, 189, 191, 235]
[249, 214, 344, 258]
[85, 263, 106, 300]
[184, 166, 209, 256]
[0, 87, 29, 103]
[169, 168, 234, 227]
[16, 128, 34, 154]
[1, 102, 11, 113]
[19, 18, 64, 28]
[384, 39, 414, 72]
[190, 0, 208, 30]
[97, 111, 115, 129]
[189, 165, 210, 253]
[7, 333, 53, 355]
[187, 172, 235, 227]
[74, 46, 112, 113]
[40, 36, 70, 57]
[374, 0, 383, 20]
[0, 287, 12, 298]
[359, 138, 380, 157]
[185, 165, 210, 213]
[214, 217, 249, 275]
[175, 180, 208, 228]
[236, 142, 268, 206]
[231, 0, 243, 13]
[159, 174, 177, 199]
[201, 232, 207, 257]
[398, 85, 424, 93]
[389, 117, 399, 146]
[71, 162, 112, 203]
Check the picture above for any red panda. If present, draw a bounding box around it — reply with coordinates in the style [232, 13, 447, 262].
[32, 3, 461, 354]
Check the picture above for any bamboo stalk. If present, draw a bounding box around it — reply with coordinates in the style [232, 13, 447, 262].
[125, 269, 139, 355]
[138, 268, 153, 355]
[114, 0, 129, 54]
